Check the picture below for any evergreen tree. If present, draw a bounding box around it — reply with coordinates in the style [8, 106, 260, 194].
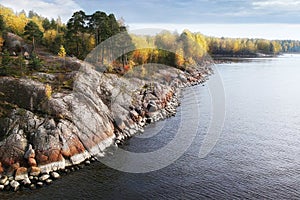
[66, 10, 87, 59]
[24, 21, 43, 51]
[50, 18, 57, 30]
[28, 10, 38, 18]
[42, 18, 51, 31]
[88, 11, 108, 45]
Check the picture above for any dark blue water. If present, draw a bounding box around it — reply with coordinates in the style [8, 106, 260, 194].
[3, 54, 300, 199]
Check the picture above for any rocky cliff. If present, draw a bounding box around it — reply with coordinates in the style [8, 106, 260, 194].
[0, 56, 211, 191]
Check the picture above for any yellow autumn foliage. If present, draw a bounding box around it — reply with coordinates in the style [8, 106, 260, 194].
[0, 6, 28, 34]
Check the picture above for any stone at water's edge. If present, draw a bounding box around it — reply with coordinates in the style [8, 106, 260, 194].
[0, 175, 7, 185]
[50, 172, 60, 179]
[39, 174, 50, 181]
[29, 166, 41, 176]
[10, 180, 20, 191]
[14, 167, 28, 181]
[0, 57, 212, 182]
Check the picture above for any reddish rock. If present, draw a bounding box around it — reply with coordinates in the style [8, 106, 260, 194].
[69, 146, 79, 156]
[48, 150, 61, 162]
[0, 162, 4, 174]
[15, 167, 28, 181]
[36, 153, 48, 164]
[29, 166, 41, 176]
[28, 158, 37, 167]
[2, 158, 14, 167]
[6, 166, 17, 176]
[61, 148, 71, 158]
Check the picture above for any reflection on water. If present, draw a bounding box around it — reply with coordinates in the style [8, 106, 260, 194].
[3, 54, 300, 199]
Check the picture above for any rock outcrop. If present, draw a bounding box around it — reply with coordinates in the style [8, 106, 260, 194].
[3, 32, 33, 56]
[0, 56, 212, 191]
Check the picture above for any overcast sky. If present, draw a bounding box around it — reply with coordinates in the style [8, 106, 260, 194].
[1, 0, 300, 39]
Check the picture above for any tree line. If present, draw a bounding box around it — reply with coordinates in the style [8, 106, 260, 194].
[1, 4, 300, 74]
[0, 5, 126, 60]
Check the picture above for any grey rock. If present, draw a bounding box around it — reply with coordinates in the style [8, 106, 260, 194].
[114, 117, 126, 130]
[84, 160, 90, 166]
[24, 144, 35, 159]
[10, 180, 20, 191]
[4, 180, 9, 186]
[22, 177, 31, 185]
[0, 176, 7, 185]
[3, 32, 33, 56]
[45, 179, 52, 185]
[39, 174, 50, 181]
[36, 182, 43, 187]
[30, 184, 36, 190]
[50, 172, 60, 179]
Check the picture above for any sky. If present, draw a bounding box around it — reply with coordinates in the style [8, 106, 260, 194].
[1, 0, 300, 40]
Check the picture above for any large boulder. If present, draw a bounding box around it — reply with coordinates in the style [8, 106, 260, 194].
[3, 32, 33, 56]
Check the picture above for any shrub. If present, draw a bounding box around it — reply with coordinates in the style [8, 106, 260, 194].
[29, 53, 43, 71]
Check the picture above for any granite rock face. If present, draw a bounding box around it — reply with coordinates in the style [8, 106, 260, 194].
[0, 58, 211, 177]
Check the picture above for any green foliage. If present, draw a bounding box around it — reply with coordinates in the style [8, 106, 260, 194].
[24, 21, 43, 42]
[42, 18, 51, 31]
[50, 19, 58, 30]
[88, 11, 109, 45]
[65, 10, 126, 59]
[29, 53, 43, 70]
[0, 14, 5, 33]
[65, 10, 89, 59]
[28, 10, 39, 19]
[0, 51, 27, 76]
[1, 50, 12, 66]
[13, 55, 26, 68]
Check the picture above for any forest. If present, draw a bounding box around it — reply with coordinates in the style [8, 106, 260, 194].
[1, 4, 300, 74]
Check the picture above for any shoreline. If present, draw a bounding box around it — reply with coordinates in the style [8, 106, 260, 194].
[0, 58, 212, 192]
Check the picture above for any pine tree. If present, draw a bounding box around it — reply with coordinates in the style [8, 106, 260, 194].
[66, 10, 87, 59]
[24, 21, 43, 51]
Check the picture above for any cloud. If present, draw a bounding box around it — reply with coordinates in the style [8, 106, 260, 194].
[0, 0, 82, 22]
[129, 23, 300, 40]
[252, 0, 300, 10]
[3, 0, 297, 24]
